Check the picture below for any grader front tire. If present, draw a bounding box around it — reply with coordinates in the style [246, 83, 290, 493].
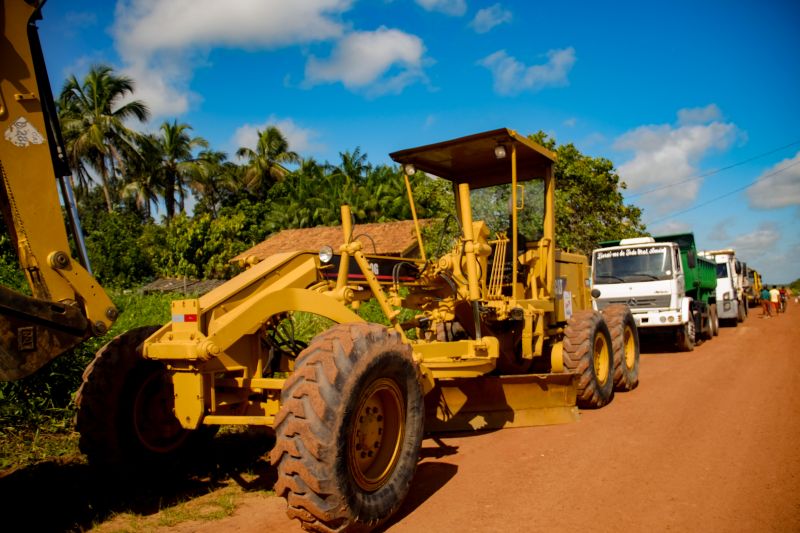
[563, 310, 614, 408]
[271, 323, 424, 532]
[602, 304, 640, 392]
[75, 326, 209, 468]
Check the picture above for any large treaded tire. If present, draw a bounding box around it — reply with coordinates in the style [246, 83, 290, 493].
[601, 304, 640, 392]
[75, 326, 210, 467]
[563, 310, 614, 408]
[271, 323, 424, 532]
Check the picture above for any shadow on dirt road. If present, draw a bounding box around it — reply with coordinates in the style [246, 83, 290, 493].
[1, 428, 276, 531]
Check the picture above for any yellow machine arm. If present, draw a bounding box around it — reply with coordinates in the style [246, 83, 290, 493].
[0, 0, 116, 380]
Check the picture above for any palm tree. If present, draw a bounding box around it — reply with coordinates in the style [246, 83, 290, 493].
[122, 133, 163, 218]
[189, 150, 237, 217]
[58, 65, 149, 212]
[236, 126, 299, 198]
[156, 120, 209, 220]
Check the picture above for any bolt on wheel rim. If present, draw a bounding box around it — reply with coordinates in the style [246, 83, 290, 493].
[348, 377, 405, 492]
[593, 333, 610, 384]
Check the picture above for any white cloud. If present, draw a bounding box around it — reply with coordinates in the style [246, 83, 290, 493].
[111, 0, 353, 118]
[478, 47, 576, 96]
[304, 28, 426, 96]
[114, 0, 349, 56]
[232, 116, 322, 155]
[747, 151, 800, 209]
[650, 219, 691, 235]
[415, 0, 467, 16]
[725, 222, 781, 260]
[677, 104, 722, 126]
[120, 60, 194, 118]
[470, 4, 512, 33]
[615, 106, 739, 212]
[706, 217, 734, 243]
[563, 117, 577, 127]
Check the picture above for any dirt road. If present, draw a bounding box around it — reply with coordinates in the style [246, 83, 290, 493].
[145, 301, 800, 533]
[4, 303, 798, 532]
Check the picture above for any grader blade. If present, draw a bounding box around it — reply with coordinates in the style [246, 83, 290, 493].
[424, 372, 579, 433]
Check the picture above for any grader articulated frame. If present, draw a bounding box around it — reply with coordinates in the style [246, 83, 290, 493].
[76, 128, 640, 531]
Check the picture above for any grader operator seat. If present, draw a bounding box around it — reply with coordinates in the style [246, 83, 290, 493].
[390, 128, 557, 302]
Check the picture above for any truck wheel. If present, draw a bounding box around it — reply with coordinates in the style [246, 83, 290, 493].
[676, 320, 695, 352]
[271, 323, 424, 532]
[601, 304, 640, 392]
[563, 310, 614, 408]
[710, 304, 719, 337]
[75, 326, 212, 467]
[736, 301, 746, 322]
[700, 304, 713, 341]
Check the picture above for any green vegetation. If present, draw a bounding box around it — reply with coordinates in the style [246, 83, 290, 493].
[790, 278, 800, 293]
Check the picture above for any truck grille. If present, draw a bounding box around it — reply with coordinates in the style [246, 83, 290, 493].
[596, 295, 671, 310]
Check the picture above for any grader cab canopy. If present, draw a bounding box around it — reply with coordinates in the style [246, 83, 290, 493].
[390, 127, 556, 188]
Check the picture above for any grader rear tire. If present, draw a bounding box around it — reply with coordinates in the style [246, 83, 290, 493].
[601, 304, 640, 392]
[271, 323, 424, 532]
[75, 326, 211, 468]
[563, 310, 614, 408]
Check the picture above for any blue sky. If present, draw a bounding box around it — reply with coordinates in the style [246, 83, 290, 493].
[37, 0, 800, 283]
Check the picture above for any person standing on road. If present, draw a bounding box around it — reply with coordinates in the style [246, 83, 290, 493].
[770, 286, 781, 315]
[761, 287, 772, 317]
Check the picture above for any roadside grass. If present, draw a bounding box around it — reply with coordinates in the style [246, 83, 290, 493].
[91, 486, 241, 532]
[0, 427, 81, 470]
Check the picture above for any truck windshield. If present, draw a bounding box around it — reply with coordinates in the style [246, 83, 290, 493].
[593, 246, 672, 284]
[715, 263, 729, 279]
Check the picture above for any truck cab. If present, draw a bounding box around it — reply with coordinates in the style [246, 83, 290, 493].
[702, 250, 746, 324]
[591, 234, 717, 351]
[591, 238, 686, 328]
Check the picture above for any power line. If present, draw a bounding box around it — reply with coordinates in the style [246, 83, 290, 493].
[646, 158, 800, 225]
[627, 139, 800, 200]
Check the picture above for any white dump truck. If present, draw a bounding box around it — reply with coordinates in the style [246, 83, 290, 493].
[699, 249, 748, 325]
[591, 234, 718, 351]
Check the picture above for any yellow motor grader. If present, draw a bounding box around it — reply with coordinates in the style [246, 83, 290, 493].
[2, 2, 640, 531]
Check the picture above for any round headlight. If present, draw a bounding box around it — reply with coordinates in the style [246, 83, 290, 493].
[319, 245, 334, 264]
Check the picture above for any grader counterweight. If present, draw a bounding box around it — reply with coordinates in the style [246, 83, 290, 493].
[76, 128, 640, 531]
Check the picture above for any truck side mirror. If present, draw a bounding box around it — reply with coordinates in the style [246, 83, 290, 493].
[687, 250, 696, 269]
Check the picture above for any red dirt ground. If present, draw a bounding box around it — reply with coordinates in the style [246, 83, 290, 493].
[160, 301, 800, 532]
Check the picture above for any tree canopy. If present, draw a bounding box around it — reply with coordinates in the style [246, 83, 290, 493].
[46, 65, 648, 286]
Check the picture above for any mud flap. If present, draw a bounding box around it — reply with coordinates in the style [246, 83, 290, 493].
[424, 372, 579, 433]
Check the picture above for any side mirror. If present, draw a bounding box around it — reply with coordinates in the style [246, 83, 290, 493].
[687, 250, 697, 269]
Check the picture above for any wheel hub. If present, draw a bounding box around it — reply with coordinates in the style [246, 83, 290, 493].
[349, 378, 404, 492]
[133, 371, 188, 453]
[623, 326, 636, 370]
[593, 333, 610, 384]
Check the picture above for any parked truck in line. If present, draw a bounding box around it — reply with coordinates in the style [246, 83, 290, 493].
[745, 266, 762, 308]
[591, 234, 718, 351]
[699, 249, 748, 325]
